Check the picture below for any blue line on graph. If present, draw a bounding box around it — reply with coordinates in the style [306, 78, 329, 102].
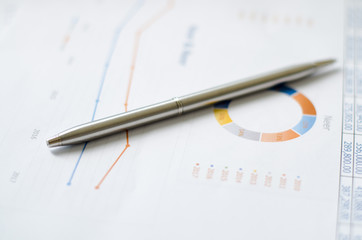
[67, 142, 87, 186]
[92, 0, 145, 121]
[67, 0, 145, 186]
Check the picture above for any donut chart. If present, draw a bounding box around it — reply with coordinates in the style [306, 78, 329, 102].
[213, 84, 316, 142]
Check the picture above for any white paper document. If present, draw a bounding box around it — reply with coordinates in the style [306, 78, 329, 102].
[0, 0, 349, 239]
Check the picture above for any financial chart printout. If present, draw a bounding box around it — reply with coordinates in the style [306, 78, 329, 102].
[0, 0, 344, 239]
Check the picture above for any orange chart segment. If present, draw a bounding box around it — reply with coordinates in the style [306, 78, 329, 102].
[261, 130, 300, 142]
[95, 0, 175, 189]
[292, 93, 316, 115]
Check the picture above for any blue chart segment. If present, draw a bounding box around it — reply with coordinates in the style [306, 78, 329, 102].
[213, 84, 316, 142]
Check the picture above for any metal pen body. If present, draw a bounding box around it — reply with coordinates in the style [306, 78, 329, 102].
[47, 59, 334, 147]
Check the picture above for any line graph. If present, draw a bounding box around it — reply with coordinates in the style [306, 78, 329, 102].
[94, 0, 175, 189]
[66, 0, 145, 186]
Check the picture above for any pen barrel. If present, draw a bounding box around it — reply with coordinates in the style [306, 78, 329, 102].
[49, 60, 329, 147]
[179, 63, 317, 113]
[55, 99, 181, 146]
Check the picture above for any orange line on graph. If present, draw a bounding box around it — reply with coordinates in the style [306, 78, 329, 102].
[94, 144, 129, 190]
[125, 0, 175, 111]
[95, 0, 175, 190]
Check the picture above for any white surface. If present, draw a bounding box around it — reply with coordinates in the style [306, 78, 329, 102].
[0, 0, 343, 239]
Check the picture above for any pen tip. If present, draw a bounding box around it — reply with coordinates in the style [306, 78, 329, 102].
[46, 135, 62, 148]
[314, 58, 336, 68]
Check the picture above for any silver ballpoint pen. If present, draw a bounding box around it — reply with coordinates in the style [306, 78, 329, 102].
[47, 59, 335, 147]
